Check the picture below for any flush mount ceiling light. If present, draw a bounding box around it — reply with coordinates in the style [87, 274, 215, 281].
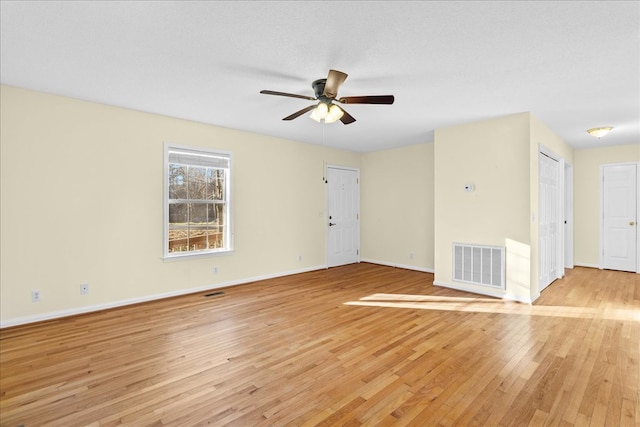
[586, 126, 613, 139]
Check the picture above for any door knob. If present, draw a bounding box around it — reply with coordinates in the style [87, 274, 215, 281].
[329, 222, 336, 227]
[631, 221, 636, 226]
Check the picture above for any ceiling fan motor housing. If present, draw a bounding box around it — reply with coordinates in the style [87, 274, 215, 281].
[312, 79, 327, 100]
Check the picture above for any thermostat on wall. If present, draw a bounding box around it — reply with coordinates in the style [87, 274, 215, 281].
[464, 184, 475, 192]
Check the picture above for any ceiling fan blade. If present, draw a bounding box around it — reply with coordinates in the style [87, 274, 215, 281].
[322, 69, 348, 99]
[339, 108, 356, 125]
[338, 95, 395, 105]
[260, 90, 316, 101]
[282, 105, 317, 121]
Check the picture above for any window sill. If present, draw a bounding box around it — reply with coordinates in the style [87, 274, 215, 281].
[162, 249, 234, 262]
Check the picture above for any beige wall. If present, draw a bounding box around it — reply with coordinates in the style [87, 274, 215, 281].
[434, 113, 532, 301]
[573, 144, 640, 267]
[2, 84, 631, 326]
[0, 85, 361, 326]
[434, 112, 573, 302]
[361, 143, 434, 271]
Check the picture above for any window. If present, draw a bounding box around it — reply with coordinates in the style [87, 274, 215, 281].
[164, 144, 232, 258]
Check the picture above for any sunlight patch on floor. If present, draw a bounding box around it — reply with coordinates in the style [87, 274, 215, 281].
[344, 294, 640, 322]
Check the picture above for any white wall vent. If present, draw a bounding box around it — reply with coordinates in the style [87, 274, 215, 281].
[453, 243, 505, 289]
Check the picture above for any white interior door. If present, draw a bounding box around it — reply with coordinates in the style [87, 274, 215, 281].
[602, 163, 637, 272]
[539, 151, 561, 291]
[327, 166, 359, 267]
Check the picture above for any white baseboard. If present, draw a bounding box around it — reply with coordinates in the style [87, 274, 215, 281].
[360, 258, 434, 274]
[0, 265, 326, 329]
[433, 280, 534, 304]
[574, 263, 639, 274]
[574, 263, 600, 269]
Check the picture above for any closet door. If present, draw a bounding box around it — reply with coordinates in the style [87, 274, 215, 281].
[539, 152, 560, 291]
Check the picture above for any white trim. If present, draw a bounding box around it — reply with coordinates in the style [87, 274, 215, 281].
[162, 249, 234, 262]
[530, 292, 541, 303]
[361, 258, 434, 273]
[559, 156, 566, 279]
[433, 280, 533, 304]
[564, 162, 574, 269]
[574, 262, 601, 269]
[0, 265, 326, 329]
[637, 161, 640, 274]
[599, 164, 604, 269]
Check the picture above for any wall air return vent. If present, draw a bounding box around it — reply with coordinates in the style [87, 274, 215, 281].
[453, 243, 505, 289]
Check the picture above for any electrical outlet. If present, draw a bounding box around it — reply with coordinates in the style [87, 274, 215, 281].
[298, 255, 302, 262]
[410, 252, 414, 259]
[31, 290, 41, 302]
[213, 266, 218, 274]
[80, 283, 89, 295]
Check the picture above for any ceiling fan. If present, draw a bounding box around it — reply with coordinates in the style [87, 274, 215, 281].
[260, 69, 394, 125]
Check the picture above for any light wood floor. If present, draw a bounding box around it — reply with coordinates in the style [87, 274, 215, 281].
[1, 264, 638, 426]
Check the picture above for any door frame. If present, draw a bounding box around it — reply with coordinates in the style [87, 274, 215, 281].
[564, 162, 574, 269]
[325, 165, 360, 267]
[599, 161, 639, 273]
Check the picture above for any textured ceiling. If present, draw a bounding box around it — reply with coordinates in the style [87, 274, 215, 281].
[1, 1, 638, 153]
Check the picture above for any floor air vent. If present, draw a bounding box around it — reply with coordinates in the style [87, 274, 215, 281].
[453, 243, 505, 289]
[204, 291, 225, 297]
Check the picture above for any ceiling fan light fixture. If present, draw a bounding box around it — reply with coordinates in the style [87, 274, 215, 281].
[587, 126, 613, 139]
[324, 105, 344, 124]
[309, 102, 329, 122]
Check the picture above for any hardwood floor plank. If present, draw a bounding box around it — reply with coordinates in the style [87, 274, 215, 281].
[1, 264, 638, 426]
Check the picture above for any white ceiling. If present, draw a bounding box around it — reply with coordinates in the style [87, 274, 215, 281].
[1, 1, 638, 153]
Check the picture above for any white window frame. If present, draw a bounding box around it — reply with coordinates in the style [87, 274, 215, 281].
[163, 142, 233, 260]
